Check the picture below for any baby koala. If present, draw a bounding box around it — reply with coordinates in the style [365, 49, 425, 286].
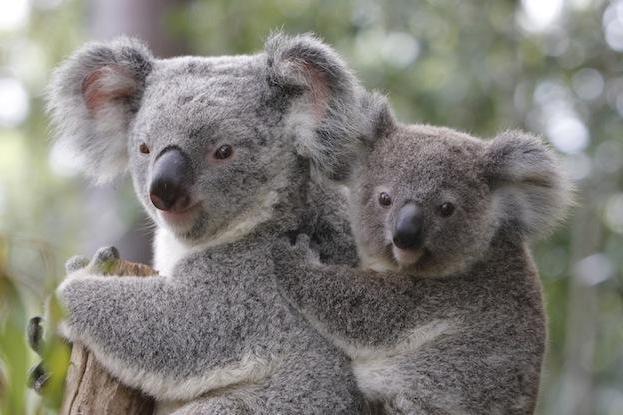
[273, 95, 572, 414]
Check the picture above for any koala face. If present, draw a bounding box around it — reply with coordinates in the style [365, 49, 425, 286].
[346, 98, 571, 277]
[351, 126, 498, 277]
[127, 61, 294, 240]
[48, 35, 366, 244]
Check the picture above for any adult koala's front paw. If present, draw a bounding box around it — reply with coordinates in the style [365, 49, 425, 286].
[65, 246, 121, 277]
[56, 246, 121, 337]
[59, 246, 120, 285]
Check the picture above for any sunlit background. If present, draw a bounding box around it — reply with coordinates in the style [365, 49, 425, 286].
[1, 0, 622, 414]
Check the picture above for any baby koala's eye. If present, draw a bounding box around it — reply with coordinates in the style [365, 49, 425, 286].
[439, 202, 455, 217]
[378, 192, 392, 207]
[139, 143, 150, 155]
[214, 144, 233, 160]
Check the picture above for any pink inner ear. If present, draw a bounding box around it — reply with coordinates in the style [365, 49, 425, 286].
[301, 62, 330, 121]
[81, 65, 136, 113]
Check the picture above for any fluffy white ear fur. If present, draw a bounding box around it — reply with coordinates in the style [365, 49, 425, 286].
[265, 32, 369, 181]
[47, 37, 153, 183]
[484, 130, 574, 239]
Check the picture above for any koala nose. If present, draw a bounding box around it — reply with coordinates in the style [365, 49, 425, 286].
[149, 147, 193, 212]
[393, 203, 424, 250]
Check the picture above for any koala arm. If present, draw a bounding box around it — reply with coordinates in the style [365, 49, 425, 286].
[56, 247, 251, 400]
[273, 235, 413, 346]
[305, 179, 359, 267]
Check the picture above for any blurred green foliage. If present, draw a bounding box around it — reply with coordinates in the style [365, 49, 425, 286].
[1, 0, 622, 414]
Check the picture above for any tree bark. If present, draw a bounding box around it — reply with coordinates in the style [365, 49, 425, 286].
[60, 260, 158, 415]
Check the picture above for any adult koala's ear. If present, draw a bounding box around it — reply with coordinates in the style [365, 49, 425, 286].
[47, 37, 153, 183]
[337, 90, 397, 183]
[265, 32, 374, 180]
[484, 130, 574, 239]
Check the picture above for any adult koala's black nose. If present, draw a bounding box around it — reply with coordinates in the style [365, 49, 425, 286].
[393, 203, 424, 250]
[149, 147, 193, 212]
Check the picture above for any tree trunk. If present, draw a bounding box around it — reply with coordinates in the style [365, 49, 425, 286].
[60, 261, 158, 415]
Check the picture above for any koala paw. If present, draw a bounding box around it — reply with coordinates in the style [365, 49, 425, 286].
[272, 234, 319, 282]
[63, 246, 121, 280]
[65, 255, 90, 273]
[292, 234, 320, 264]
[90, 245, 120, 275]
[273, 234, 312, 264]
[92, 245, 120, 264]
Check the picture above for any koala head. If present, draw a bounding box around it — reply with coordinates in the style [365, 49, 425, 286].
[47, 34, 365, 244]
[343, 95, 572, 277]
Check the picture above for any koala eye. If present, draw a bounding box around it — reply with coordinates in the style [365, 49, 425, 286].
[378, 192, 392, 207]
[214, 144, 233, 160]
[439, 202, 455, 217]
[139, 143, 150, 155]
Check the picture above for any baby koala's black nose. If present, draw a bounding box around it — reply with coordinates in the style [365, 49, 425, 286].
[393, 203, 424, 250]
[149, 147, 193, 212]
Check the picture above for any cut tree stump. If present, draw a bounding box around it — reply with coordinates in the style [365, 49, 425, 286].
[60, 260, 157, 415]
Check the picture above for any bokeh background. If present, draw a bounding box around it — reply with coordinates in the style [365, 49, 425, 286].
[1, 0, 622, 414]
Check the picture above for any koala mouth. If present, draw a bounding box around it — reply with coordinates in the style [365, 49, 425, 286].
[158, 203, 202, 230]
[392, 245, 426, 267]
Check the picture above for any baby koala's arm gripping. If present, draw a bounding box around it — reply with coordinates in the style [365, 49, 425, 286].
[305, 180, 359, 267]
[272, 235, 413, 345]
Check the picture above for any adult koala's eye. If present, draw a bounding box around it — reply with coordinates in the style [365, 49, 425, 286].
[378, 192, 392, 207]
[439, 202, 455, 217]
[214, 144, 233, 160]
[139, 143, 150, 155]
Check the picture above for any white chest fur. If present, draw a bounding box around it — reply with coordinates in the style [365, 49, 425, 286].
[350, 319, 455, 400]
[152, 228, 194, 277]
[152, 189, 280, 277]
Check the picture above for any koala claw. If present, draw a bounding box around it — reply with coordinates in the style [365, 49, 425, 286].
[273, 233, 317, 270]
[294, 233, 311, 250]
[27, 316, 45, 354]
[27, 361, 50, 394]
[92, 246, 120, 265]
[89, 246, 121, 275]
[65, 255, 90, 273]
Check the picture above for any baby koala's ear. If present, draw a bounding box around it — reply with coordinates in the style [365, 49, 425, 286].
[47, 37, 153, 183]
[265, 32, 370, 180]
[484, 130, 574, 239]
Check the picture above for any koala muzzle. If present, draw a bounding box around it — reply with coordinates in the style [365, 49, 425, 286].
[149, 147, 193, 212]
[393, 203, 424, 250]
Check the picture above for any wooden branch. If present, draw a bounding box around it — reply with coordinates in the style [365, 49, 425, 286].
[60, 260, 157, 415]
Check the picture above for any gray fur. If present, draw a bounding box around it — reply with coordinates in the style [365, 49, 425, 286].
[273, 98, 573, 414]
[47, 37, 153, 183]
[48, 33, 368, 413]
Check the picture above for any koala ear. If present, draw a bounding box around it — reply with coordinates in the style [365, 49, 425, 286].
[47, 37, 153, 183]
[336, 91, 397, 183]
[484, 130, 573, 239]
[358, 91, 396, 147]
[265, 32, 368, 180]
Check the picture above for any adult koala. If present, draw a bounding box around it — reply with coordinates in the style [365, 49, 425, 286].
[45, 34, 366, 413]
